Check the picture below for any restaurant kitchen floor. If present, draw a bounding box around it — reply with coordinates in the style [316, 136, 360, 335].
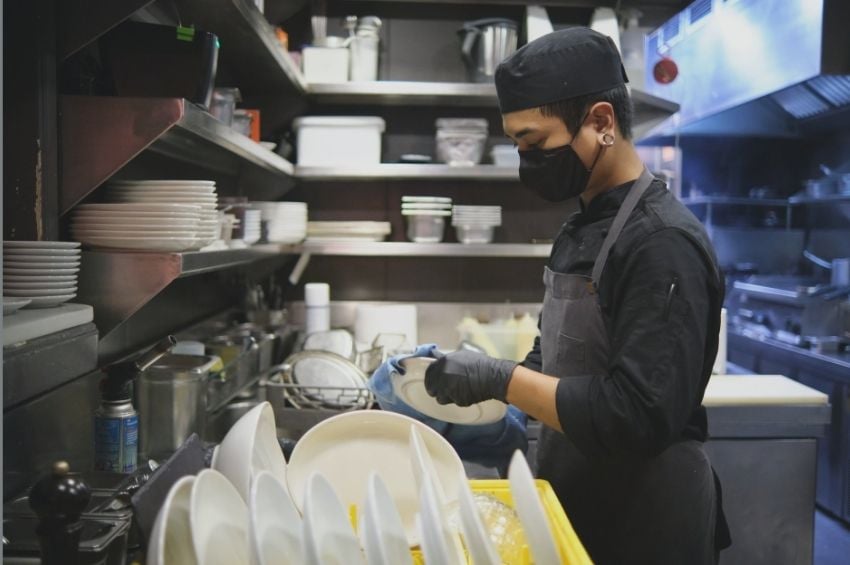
[814, 509, 850, 564]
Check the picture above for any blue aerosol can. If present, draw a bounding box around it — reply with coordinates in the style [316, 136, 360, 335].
[94, 336, 176, 473]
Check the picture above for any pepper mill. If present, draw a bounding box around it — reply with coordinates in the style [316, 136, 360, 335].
[29, 461, 91, 565]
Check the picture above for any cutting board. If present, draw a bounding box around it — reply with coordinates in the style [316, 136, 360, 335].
[2, 303, 94, 346]
[703, 375, 828, 406]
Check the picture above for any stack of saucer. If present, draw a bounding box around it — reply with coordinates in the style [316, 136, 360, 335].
[251, 202, 308, 244]
[3, 241, 81, 309]
[103, 180, 220, 249]
[451, 205, 502, 244]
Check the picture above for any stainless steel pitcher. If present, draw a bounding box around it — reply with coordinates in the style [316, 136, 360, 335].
[459, 18, 518, 83]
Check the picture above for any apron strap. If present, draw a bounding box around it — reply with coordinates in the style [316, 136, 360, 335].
[591, 168, 656, 288]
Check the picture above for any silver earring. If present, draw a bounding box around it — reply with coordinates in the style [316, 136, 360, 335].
[602, 133, 615, 146]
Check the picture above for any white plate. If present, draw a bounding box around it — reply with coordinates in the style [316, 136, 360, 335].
[360, 473, 413, 565]
[109, 186, 216, 195]
[3, 241, 81, 249]
[72, 219, 200, 229]
[109, 179, 216, 186]
[76, 203, 203, 213]
[147, 475, 198, 565]
[109, 194, 218, 203]
[285, 351, 368, 407]
[21, 294, 76, 308]
[190, 470, 250, 565]
[286, 410, 465, 546]
[402, 196, 452, 204]
[456, 480, 500, 565]
[303, 330, 356, 359]
[3, 254, 80, 263]
[3, 247, 80, 257]
[4, 287, 77, 297]
[302, 473, 364, 565]
[3, 297, 32, 315]
[401, 203, 453, 211]
[409, 426, 450, 507]
[419, 475, 464, 565]
[395, 357, 507, 425]
[73, 211, 202, 220]
[249, 471, 302, 565]
[3, 274, 76, 282]
[72, 229, 198, 238]
[76, 235, 197, 251]
[5, 261, 81, 269]
[4, 280, 78, 290]
[508, 451, 561, 565]
[4, 266, 79, 275]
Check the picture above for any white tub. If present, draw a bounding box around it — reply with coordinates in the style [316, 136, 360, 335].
[293, 116, 385, 166]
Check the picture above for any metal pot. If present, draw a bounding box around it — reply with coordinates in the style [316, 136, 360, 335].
[459, 18, 518, 83]
[137, 354, 219, 461]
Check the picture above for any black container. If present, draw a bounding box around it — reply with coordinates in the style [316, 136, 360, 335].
[101, 21, 218, 108]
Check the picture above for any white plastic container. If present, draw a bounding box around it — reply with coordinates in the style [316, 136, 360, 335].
[293, 116, 385, 166]
[304, 283, 331, 335]
[302, 42, 350, 83]
[490, 144, 520, 167]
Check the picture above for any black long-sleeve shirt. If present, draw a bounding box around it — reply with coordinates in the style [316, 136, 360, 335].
[523, 179, 724, 460]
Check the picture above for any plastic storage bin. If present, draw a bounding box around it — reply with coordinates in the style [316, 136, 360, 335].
[293, 116, 385, 166]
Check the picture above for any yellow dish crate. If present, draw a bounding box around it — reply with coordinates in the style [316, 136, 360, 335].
[408, 479, 592, 564]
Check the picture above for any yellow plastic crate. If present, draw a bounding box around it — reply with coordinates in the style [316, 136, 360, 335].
[407, 479, 592, 564]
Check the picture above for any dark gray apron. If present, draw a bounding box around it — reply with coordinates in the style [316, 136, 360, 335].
[537, 169, 720, 564]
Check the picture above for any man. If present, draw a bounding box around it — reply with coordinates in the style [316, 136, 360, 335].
[425, 28, 731, 564]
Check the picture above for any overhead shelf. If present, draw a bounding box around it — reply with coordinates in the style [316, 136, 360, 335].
[308, 81, 498, 107]
[60, 96, 296, 213]
[295, 164, 519, 181]
[174, 0, 306, 95]
[284, 241, 552, 258]
[76, 245, 289, 338]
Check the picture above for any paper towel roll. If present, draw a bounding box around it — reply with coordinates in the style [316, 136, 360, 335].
[354, 304, 418, 348]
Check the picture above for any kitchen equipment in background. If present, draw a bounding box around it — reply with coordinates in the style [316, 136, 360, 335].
[100, 21, 219, 109]
[457, 314, 538, 362]
[589, 8, 621, 54]
[490, 144, 519, 167]
[349, 16, 382, 81]
[251, 201, 308, 244]
[402, 196, 453, 243]
[305, 282, 331, 335]
[452, 205, 502, 244]
[270, 350, 371, 410]
[804, 176, 836, 198]
[209, 87, 242, 126]
[525, 6, 553, 43]
[302, 36, 350, 83]
[306, 221, 391, 242]
[832, 258, 850, 287]
[232, 109, 253, 137]
[3, 241, 81, 308]
[620, 9, 648, 90]
[138, 354, 220, 461]
[354, 303, 418, 350]
[293, 116, 385, 166]
[435, 118, 488, 166]
[459, 18, 518, 83]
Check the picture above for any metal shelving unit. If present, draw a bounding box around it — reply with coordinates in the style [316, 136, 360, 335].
[60, 96, 296, 213]
[295, 164, 519, 181]
[283, 241, 552, 258]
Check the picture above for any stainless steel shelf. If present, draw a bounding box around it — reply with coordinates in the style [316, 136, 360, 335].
[295, 164, 519, 181]
[308, 81, 498, 106]
[681, 196, 793, 206]
[76, 245, 290, 337]
[174, 0, 306, 95]
[789, 194, 850, 204]
[283, 241, 552, 258]
[60, 96, 295, 213]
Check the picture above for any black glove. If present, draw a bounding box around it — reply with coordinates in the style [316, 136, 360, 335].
[424, 350, 517, 407]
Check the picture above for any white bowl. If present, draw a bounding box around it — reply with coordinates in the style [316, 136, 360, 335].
[213, 401, 287, 502]
[302, 472, 364, 565]
[190, 469, 250, 565]
[147, 475, 197, 565]
[359, 472, 413, 565]
[249, 471, 302, 565]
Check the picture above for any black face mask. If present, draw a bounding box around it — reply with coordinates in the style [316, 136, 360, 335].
[518, 128, 603, 202]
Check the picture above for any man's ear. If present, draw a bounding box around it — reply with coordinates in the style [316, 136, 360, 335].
[588, 101, 616, 142]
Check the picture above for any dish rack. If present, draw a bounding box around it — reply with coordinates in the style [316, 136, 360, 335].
[270, 381, 374, 411]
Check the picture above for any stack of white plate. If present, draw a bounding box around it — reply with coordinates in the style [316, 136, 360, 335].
[104, 180, 220, 248]
[451, 205, 502, 244]
[251, 202, 308, 244]
[71, 203, 205, 251]
[401, 196, 453, 216]
[3, 241, 81, 309]
[241, 209, 262, 245]
[306, 221, 391, 242]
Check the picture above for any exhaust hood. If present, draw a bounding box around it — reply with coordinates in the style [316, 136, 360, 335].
[638, 0, 850, 142]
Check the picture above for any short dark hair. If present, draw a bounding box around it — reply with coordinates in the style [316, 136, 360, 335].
[539, 85, 634, 140]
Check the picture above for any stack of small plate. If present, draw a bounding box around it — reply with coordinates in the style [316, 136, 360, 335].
[103, 180, 219, 248]
[3, 241, 81, 309]
[451, 205, 502, 244]
[401, 197, 453, 243]
[305, 221, 391, 242]
[251, 202, 308, 244]
[71, 203, 205, 251]
[401, 196, 453, 215]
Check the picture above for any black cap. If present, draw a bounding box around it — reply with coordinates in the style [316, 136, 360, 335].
[495, 27, 629, 114]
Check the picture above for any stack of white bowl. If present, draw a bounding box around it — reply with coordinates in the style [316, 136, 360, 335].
[3, 241, 81, 309]
[451, 205, 502, 244]
[251, 202, 308, 244]
[401, 196, 453, 243]
[103, 180, 219, 249]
